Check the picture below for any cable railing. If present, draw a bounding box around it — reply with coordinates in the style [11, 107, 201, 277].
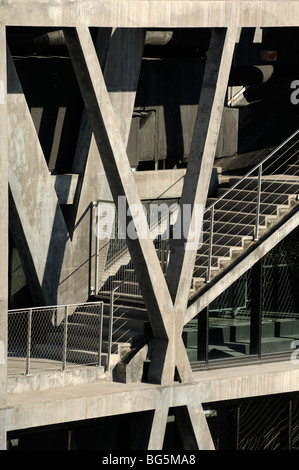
[202, 129, 299, 284]
[8, 301, 104, 376]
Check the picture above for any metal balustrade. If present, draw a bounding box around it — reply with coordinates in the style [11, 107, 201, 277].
[203, 129, 299, 284]
[8, 302, 104, 376]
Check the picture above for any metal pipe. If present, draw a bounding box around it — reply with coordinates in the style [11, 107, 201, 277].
[26, 309, 32, 375]
[107, 290, 114, 371]
[206, 206, 214, 283]
[62, 305, 68, 371]
[97, 302, 104, 367]
[254, 165, 262, 241]
[94, 201, 99, 295]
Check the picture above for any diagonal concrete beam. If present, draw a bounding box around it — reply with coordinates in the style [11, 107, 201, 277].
[7, 28, 147, 306]
[64, 26, 194, 385]
[166, 28, 240, 313]
[185, 403, 215, 450]
[7, 50, 69, 306]
[59, 28, 147, 304]
[64, 26, 174, 339]
[70, 27, 146, 225]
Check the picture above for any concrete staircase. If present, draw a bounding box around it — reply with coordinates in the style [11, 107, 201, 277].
[33, 302, 151, 369]
[191, 174, 299, 291]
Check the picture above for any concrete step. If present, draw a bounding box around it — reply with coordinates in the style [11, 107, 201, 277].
[32, 343, 105, 365]
[112, 280, 141, 296]
[202, 231, 250, 248]
[193, 265, 218, 279]
[182, 328, 198, 348]
[260, 337, 294, 354]
[71, 311, 149, 333]
[274, 318, 299, 336]
[210, 337, 293, 355]
[197, 242, 242, 258]
[230, 321, 276, 341]
[195, 254, 229, 268]
[45, 329, 131, 353]
[209, 325, 231, 343]
[286, 164, 299, 175]
[228, 177, 299, 195]
[202, 220, 264, 237]
[203, 209, 268, 226]
[208, 345, 245, 359]
[206, 197, 284, 216]
[218, 188, 294, 205]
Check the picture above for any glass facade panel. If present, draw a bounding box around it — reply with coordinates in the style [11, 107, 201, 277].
[261, 231, 299, 355]
[208, 272, 252, 361]
[184, 227, 299, 365]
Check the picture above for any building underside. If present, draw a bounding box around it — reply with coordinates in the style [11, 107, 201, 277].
[2, 0, 299, 451]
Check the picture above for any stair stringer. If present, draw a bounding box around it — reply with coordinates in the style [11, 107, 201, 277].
[185, 206, 299, 326]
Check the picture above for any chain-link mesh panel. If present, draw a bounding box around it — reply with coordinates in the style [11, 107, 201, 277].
[8, 302, 104, 375]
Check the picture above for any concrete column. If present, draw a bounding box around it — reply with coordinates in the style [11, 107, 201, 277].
[0, 26, 8, 450]
[185, 404, 215, 450]
[147, 405, 169, 450]
[166, 28, 240, 310]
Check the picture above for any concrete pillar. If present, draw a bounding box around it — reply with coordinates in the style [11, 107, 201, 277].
[185, 404, 215, 450]
[0, 26, 8, 450]
[147, 405, 169, 450]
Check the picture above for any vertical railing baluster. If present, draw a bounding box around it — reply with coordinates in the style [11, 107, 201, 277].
[94, 201, 99, 295]
[255, 165, 262, 241]
[26, 308, 32, 375]
[62, 305, 68, 371]
[107, 290, 114, 371]
[207, 205, 214, 283]
[97, 302, 104, 367]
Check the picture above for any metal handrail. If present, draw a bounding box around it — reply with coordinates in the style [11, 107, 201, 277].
[204, 128, 299, 284]
[205, 128, 299, 214]
[8, 301, 104, 376]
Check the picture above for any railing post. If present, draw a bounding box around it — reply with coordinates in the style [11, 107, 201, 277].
[255, 165, 262, 241]
[25, 308, 32, 375]
[107, 290, 114, 371]
[62, 305, 68, 371]
[97, 302, 104, 367]
[206, 205, 214, 283]
[94, 201, 99, 295]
